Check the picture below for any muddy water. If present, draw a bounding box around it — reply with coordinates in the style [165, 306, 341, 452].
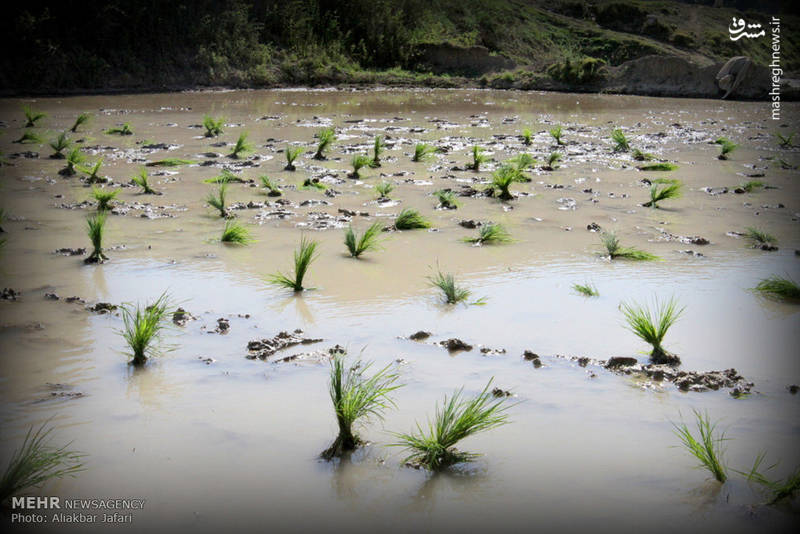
[0, 89, 799, 533]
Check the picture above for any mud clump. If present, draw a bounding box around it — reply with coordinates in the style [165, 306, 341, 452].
[492, 387, 512, 398]
[439, 338, 473, 352]
[54, 247, 87, 256]
[2, 288, 20, 301]
[587, 222, 601, 232]
[274, 344, 344, 365]
[409, 331, 432, 340]
[172, 308, 195, 326]
[87, 302, 117, 314]
[788, 384, 799, 394]
[523, 350, 542, 368]
[44, 293, 60, 301]
[605, 356, 638, 369]
[214, 318, 230, 334]
[247, 329, 323, 360]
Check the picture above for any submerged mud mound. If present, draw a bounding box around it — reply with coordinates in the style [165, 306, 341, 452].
[418, 44, 515, 76]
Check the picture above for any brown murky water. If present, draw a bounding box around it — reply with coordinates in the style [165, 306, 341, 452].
[1, 89, 799, 533]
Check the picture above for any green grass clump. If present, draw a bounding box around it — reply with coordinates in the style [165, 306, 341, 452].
[573, 283, 598, 297]
[392, 380, 511, 470]
[301, 177, 327, 191]
[70, 112, 91, 133]
[644, 181, 683, 208]
[284, 146, 303, 171]
[412, 143, 437, 162]
[620, 297, 684, 363]
[0, 422, 85, 506]
[375, 181, 394, 199]
[220, 220, 254, 245]
[49, 132, 71, 159]
[321, 351, 401, 460]
[549, 125, 564, 145]
[146, 158, 195, 167]
[13, 131, 43, 144]
[753, 276, 800, 302]
[259, 175, 282, 196]
[434, 190, 458, 209]
[349, 154, 371, 179]
[131, 168, 158, 194]
[206, 182, 229, 218]
[120, 292, 171, 366]
[59, 148, 85, 176]
[718, 139, 738, 160]
[543, 151, 562, 170]
[78, 158, 105, 183]
[269, 236, 318, 292]
[106, 122, 133, 135]
[738, 180, 764, 193]
[774, 131, 795, 148]
[601, 232, 659, 261]
[741, 454, 800, 504]
[203, 115, 224, 137]
[23, 105, 46, 127]
[204, 169, 246, 184]
[229, 132, 253, 159]
[466, 145, 489, 171]
[394, 208, 430, 230]
[344, 222, 384, 258]
[464, 223, 511, 245]
[313, 127, 336, 160]
[370, 135, 385, 168]
[638, 163, 678, 171]
[491, 165, 523, 200]
[521, 128, 532, 146]
[611, 128, 630, 152]
[744, 227, 777, 248]
[85, 212, 108, 264]
[632, 148, 654, 161]
[92, 187, 118, 211]
[673, 410, 728, 483]
[429, 269, 471, 304]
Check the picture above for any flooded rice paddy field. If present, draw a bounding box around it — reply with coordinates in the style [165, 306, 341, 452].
[0, 88, 799, 533]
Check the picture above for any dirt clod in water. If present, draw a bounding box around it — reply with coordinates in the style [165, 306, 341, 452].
[605, 357, 639, 369]
[1, 288, 20, 301]
[172, 308, 195, 326]
[214, 318, 230, 334]
[409, 331, 432, 340]
[439, 338, 473, 352]
[87, 302, 117, 314]
[247, 330, 323, 360]
[492, 387, 512, 398]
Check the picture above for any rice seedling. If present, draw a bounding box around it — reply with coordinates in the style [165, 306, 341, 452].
[49, 132, 71, 159]
[349, 154, 371, 179]
[13, 131, 43, 144]
[673, 409, 728, 483]
[394, 208, 431, 230]
[466, 145, 489, 171]
[521, 128, 532, 146]
[375, 181, 394, 199]
[412, 143, 437, 162]
[70, 112, 91, 133]
[572, 283, 598, 297]
[509, 153, 536, 171]
[120, 292, 171, 366]
[146, 158, 195, 167]
[59, 147, 85, 176]
[391, 380, 511, 470]
[269, 236, 319, 292]
[85, 212, 108, 264]
[92, 187, 118, 211]
[370, 135, 385, 168]
[259, 175, 282, 196]
[774, 131, 795, 148]
[638, 162, 679, 171]
[321, 351, 401, 460]
[204, 169, 247, 184]
[78, 157, 106, 183]
[744, 227, 777, 248]
[301, 177, 327, 191]
[23, 105, 46, 127]
[542, 151, 562, 171]
[106, 122, 133, 135]
[740, 454, 800, 504]
[738, 180, 764, 193]
[229, 132, 253, 159]
[344, 222, 384, 258]
[202, 115, 224, 137]
[284, 146, 303, 171]
[549, 125, 564, 145]
[753, 276, 800, 302]
[643, 181, 683, 208]
[600, 231, 660, 261]
[632, 148, 654, 161]
[429, 269, 471, 304]
[205, 182, 229, 218]
[0, 421, 85, 505]
[491, 165, 523, 200]
[434, 190, 459, 209]
[463, 223, 512, 245]
[220, 219, 254, 245]
[131, 168, 158, 194]
[611, 128, 630, 152]
[718, 139, 738, 160]
[620, 296, 684, 363]
[313, 127, 336, 160]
